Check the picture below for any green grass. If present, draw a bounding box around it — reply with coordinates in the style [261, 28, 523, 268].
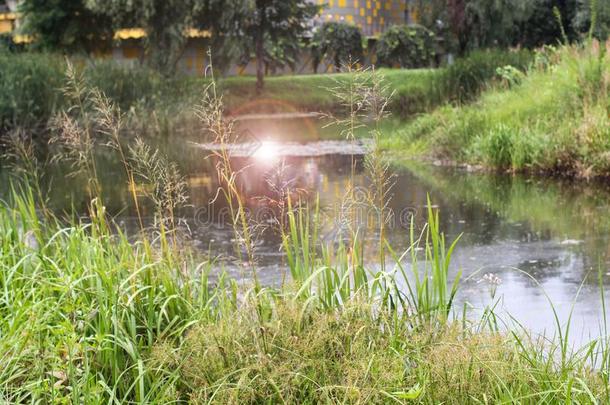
[0, 48, 532, 138]
[0, 183, 608, 403]
[0, 50, 443, 135]
[218, 68, 442, 116]
[383, 42, 610, 177]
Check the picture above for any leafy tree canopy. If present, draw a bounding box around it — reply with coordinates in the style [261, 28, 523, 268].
[86, 0, 205, 74]
[311, 22, 364, 72]
[376, 24, 437, 69]
[236, 0, 320, 92]
[411, 0, 587, 54]
[19, 0, 113, 53]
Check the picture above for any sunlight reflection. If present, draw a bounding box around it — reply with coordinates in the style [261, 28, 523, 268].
[253, 141, 280, 162]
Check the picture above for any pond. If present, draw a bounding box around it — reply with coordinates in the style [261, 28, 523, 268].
[2, 124, 609, 344]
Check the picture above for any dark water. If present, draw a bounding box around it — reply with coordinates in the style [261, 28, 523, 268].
[2, 132, 610, 343]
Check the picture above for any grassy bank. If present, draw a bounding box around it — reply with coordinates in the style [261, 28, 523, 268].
[0, 49, 531, 137]
[385, 41, 610, 178]
[1, 187, 609, 403]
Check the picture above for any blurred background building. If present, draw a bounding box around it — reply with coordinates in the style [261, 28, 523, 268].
[314, 0, 410, 37]
[0, 0, 418, 75]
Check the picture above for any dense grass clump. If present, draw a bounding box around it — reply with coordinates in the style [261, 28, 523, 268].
[0, 190, 221, 403]
[437, 48, 533, 104]
[386, 41, 610, 177]
[173, 302, 408, 403]
[1, 192, 608, 403]
[0, 52, 64, 130]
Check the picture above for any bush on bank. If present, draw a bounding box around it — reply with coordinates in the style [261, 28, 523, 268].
[386, 41, 610, 178]
[376, 24, 438, 69]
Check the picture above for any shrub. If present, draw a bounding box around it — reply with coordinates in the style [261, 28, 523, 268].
[84, 61, 164, 111]
[0, 52, 64, 130]
[311, 22, 364, 72]
[439, 48, 533, 104]
[376, 24, 437, 69]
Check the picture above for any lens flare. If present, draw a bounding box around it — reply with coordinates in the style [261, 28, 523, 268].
[253, 141, 279, 161]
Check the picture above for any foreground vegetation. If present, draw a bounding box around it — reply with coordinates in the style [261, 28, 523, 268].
[2, 186, 609, 403]
[386, 40, 610, 178]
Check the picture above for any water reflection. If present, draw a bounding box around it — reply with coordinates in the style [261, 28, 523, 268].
[1, 139, 610, 342]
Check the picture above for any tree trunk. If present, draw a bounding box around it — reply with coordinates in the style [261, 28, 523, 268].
[255, 2, 265, 96]
[255, 34, 264, 94]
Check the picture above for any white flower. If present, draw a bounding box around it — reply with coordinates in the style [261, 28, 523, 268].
[479, 273, 502, 286]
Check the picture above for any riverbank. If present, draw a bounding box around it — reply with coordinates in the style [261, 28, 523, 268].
[1, 188, 608, 403]
[0, 52, 435, 133]
[0, 49, 531, 138]
[384, 41, 610, 179]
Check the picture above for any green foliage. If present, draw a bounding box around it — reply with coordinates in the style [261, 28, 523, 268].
[439, 48, 532, 104]
[574, 0, 610, 39]
[413, 0, 582, 53]
[496, 65, 526, 87]
[311, 22, 364, 72]
[238, 0, 320, 92]
[86, 0, 204, 75]
[517, 0, 578, 47]
[386, 42, 610, 177]
[0, 54, 448, 133]
[19, 0, 113, 53]
[85, 61, 164, 110]
[0, 190, 223, 403]
[464, 0, 536, 48]
[376, 24, 437, 69]
[0, 52, 64, 130]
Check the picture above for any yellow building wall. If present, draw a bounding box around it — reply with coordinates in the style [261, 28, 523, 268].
[0, 12, 15, 34]
[316, 0, 408, 36]
[0, 19, 12, 34]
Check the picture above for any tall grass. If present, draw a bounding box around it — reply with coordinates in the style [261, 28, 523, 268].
[0, 187, 227, 403]
[386, 41, 610, 177]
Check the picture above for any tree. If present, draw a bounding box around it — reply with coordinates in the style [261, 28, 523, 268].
[192, 0, 245, 75]
[87, 0, 245, 75]
[376, 25, 437, 68]
[412, 0, 579, 54]
[463, 0, 534, 49]
[447, 0, 469, 54]
[238, 0, 320, 94]
[19, 0, 113, 53]
[86, 0, 200, 75]
[518, 0, 578, 48]
[573, 0, 610, 39]
[311, 22, 363, 72]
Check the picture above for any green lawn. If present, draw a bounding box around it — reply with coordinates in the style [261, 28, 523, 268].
[217, 68, 442, 115]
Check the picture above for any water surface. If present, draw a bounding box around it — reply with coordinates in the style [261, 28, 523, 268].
[2, 131, 609, 343]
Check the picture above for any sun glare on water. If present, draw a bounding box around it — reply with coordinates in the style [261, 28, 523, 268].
[253, 141, 280, 161]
